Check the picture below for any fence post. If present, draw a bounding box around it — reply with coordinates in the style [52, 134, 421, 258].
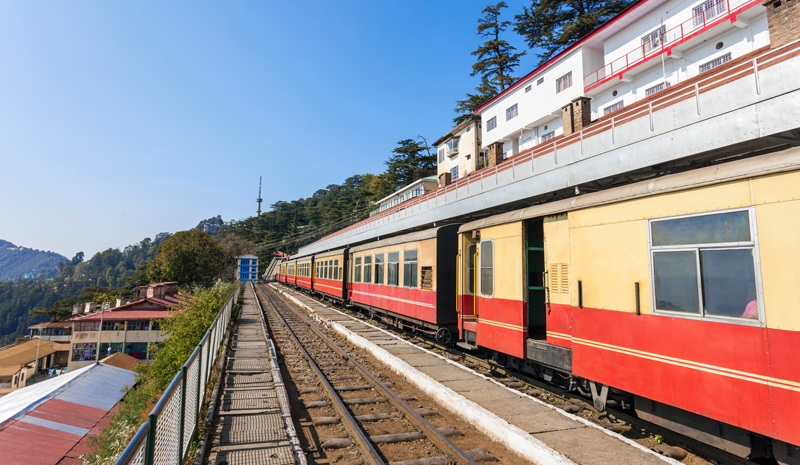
[179, 367, 187, 465]
[145, 414, 157, 465]
[195, 348, 202, 443]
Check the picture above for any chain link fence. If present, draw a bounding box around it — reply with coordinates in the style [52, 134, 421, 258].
[116, 282, 242, 465]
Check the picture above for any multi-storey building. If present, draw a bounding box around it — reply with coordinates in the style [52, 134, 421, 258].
[434, 115, 483, 187]
[237, 254, 260, 281]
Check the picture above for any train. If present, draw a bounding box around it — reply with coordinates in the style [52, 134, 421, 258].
[275, 150, 800, 464]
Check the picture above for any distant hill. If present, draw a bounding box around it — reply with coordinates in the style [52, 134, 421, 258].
[0, 240, 67, 281]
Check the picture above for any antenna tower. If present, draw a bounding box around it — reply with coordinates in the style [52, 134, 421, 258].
[256, 176, 263, 216]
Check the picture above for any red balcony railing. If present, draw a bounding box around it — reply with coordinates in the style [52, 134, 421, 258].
[584, 0, 761, 91]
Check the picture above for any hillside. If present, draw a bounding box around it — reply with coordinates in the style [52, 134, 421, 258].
[0, 240, 67, 281]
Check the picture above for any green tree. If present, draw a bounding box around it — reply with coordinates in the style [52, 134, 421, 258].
[217, 234, 258, 281]
[455, 2, 525, 124]
[146, 230, 226, 287]
[383, 139, 435, 193]
[515, 0, 634, 66]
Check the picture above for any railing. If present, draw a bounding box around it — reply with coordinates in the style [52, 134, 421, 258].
[584, 0, 759, 90]
[115, 282, 242, 465]
[369, 186, 426, 216]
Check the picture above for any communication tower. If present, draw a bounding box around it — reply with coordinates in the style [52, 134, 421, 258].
[257, 176, 263, 216]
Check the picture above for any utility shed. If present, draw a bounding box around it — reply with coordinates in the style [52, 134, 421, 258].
[0, 362, 136, 465]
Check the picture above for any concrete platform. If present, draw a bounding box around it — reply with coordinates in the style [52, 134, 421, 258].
[207, 284, 305, 465]
[272, 283, 679, 465]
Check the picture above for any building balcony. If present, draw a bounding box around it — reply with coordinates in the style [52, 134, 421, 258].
[584, 0, 761, 91]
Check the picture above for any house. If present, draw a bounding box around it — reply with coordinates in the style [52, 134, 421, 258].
[369, 177, 439, 217]
[477, 0, 771, 164]
[27, 320, 74, 342]
[236, 254, 260, 281]
[0, 339, 70, 396]
[434, 115, 483, 187]
[67, 282, 183, 371]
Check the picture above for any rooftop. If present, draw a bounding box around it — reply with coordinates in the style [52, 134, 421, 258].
[0, 339, 69, 370]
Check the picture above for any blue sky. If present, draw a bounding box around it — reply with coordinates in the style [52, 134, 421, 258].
[0, 1, 539, 258]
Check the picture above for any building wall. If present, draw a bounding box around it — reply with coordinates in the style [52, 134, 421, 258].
[68, 322, 166, 371]
[437, 120, 482, 181]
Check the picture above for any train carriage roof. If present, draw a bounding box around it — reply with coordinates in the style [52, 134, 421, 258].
[349, 225, 448, 253]
[459, 148, 800, 233]
[315, 247, 347, 259]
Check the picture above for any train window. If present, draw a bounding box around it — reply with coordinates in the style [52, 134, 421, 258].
[466, 244, 476, 295]
[403, 250, 418, 288]
[328, 260, 333, 279]
[388, 252, 400, 286]
[334, 259, 339, 280]
[650, 208, 762, 323]
[354, 257, 362, 283]
[480, 240, 494, 298]
[363, 256, 372, 284]
[374, 254, 384, 285]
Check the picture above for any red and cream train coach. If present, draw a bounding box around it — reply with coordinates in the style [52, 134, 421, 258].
[313, 248, 348, 303]
[457, 151, 800, 461]
[348, 225, 460, 343]
[294, 255, 313, 291]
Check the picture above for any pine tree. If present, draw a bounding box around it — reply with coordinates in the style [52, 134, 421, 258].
[383, 139, 435, 192]
[454, 2, 525, 124]
[515, 0, 634, 66]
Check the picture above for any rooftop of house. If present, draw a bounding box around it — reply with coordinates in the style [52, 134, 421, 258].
[0, 339, 70, 370]
[99, 352, 142, 372]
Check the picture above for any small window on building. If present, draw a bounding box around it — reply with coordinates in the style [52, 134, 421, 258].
[537, 77, 544, 85]
[645, 82, 670, 97]
[556, 72, 572, 93]
[421, 266, 433, 290]
[525, 85, 532, 93]
[604, 101, 625, 115]
[363, 255, 372, 284]
[642, 25, 666, 53]
[387, 252, 400, 286]
[487, 117, 497, 132]
[693, 0, 726, 27]
[128, 321, 148, 331]
[354, 257, 362, 283]
[447, 138, 459, 154]
[650, 209, 760, 322]
[72, 342, 97, 362]
[374, 254, 384, 285]
[480, 240, 494, 297]
[506, 104, 518, 121]
[541, 130, 556, 142]
[403, 250, 418, 288]
[451, 166, 459, 181]
[438, 147, 445, 163]
[699, 52, 732, 73]
[466, 243, 476, 295]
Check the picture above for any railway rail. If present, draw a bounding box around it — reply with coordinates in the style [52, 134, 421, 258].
[253, 284, 509, 465]
[275, 282, 760, 465]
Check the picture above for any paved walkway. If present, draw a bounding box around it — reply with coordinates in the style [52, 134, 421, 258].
[273, 284, 679, 465]
[207, 284, 302, 465]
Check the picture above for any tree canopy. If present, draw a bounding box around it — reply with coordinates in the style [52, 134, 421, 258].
[515, 0, 634, 66]
[146, 229, 226, 287]
[454, 2, 525, 125]
[383, 139, 435, 191]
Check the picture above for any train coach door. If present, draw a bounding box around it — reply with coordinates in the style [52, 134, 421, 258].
[525, 218, 547, 339]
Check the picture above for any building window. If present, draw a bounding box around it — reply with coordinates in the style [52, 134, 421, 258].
[447, 138, 459, 154]
[75, 321, 100, 332]
[699, 52, 732, 73]
[487, 117, 497, 132]
[466, 243, 476, 295]
[645, 82, 670, 97]
[525, 85, 532, 93]
[649, 209, 761, 322]
[125, 342, 148, 360]
[506, 104, 518, 121]
[373, 254, 384, 285]
[403, 250, 418, 288]
[451, 166, 459, 181]
[387, 252, 399, 286]
[480, 240, 494, 297]
[363, 256, 372, 284]
[128, 321, 149, 331]
[102, 321, 124, 331]
[642, 25, 666, 53]
[72, 342, 97, 361]
[438, 147, 445, 163]
[537, 77, 544, 85]
[151, 321, 160, 331]
[541, 130, 556, 142]
[556, 72, 572, 93]
[604, 101, 625, 115]
[693, 0, 726, 27]
[99, 342, 123, 357]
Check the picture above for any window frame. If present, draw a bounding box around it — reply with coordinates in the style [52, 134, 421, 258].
[479, 239, 495, 298]
[403, 250, 418, 289]
[353, 257, 362, 283]
[506, 104, 518, 121]
[465, 243, 476, 296]
[556, 72, 572, 94]
[647, 207, 765, 326]
[387, 252, 400, 286]
[487, 117, 497, 132]
[374, 253, 384, 285]
[363, 255, 372, 284]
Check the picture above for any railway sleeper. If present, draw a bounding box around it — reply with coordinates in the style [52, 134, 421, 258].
[319, 426, 461, 449]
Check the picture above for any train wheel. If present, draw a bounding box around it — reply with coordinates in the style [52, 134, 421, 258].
[434, 328, 452, 346]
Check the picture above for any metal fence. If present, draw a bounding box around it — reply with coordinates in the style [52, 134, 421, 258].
[116, 282, 243, 465]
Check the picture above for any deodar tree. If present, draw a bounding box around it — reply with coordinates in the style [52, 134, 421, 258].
[146, 229, 226, 287]
[515, 0, 634, 66]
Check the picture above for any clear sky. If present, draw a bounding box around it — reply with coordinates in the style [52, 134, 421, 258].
[0, 1, 540, 258]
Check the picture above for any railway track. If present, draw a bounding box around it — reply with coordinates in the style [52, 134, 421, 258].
[274, 283, 760, 465]
[253, 284, 508, 465]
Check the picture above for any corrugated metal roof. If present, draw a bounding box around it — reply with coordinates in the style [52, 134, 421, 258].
[0, 339, 69, 368]
[75, 310, 172, 322]
[349, 226, 443, 253]
[0, 363, 136, 465]
[315, 247, 347, 259]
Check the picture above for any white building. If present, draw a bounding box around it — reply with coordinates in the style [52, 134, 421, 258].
[433, 115, 483, 187]
[478, 0, 770, 163]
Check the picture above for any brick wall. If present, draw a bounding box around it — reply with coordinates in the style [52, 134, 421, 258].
[764, 0, 800, 48]
[487, 142, 504, 167]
